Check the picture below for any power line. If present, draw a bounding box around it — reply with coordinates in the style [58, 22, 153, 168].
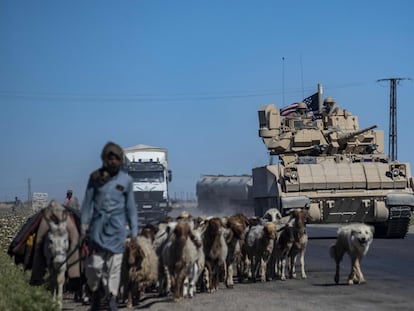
[0, 83, 364, 103]
[377, 77, 411, 161]
[0, 89, 307, 102]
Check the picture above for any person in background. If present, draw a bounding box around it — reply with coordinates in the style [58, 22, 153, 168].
[12, 196, 21, 213]
[81, 141, 138, 311]
[63, 190, 80, 210]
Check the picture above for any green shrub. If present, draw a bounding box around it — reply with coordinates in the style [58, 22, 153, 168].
[0, 252, 59, 311]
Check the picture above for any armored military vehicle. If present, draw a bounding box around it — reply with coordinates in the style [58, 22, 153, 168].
[253, 84, 414, 238]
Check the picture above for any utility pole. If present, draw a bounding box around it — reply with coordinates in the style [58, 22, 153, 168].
[377, 77, 411, 161]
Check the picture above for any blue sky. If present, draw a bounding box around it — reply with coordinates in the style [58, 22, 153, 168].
[1, 0, 413, 203]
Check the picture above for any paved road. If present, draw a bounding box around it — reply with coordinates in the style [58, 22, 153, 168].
[63, 225, 414, 311]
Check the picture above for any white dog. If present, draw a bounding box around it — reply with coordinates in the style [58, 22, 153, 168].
[329, 223, 374, 285]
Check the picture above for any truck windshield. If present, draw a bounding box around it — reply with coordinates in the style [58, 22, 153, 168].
[129, 171, 164, 182]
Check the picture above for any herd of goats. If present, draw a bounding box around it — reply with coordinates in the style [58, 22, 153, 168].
[10, 201, 370, 310]
[93, 206, 311, 308]
[142, 208, 311, 300]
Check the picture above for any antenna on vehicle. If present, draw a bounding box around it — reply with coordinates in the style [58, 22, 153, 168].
[300, 53, 304, 99]
[282, 57, 285, 106]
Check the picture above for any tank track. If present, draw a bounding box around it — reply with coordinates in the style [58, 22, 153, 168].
[385, 217, 410, 238]
[374, 217, 410, 239]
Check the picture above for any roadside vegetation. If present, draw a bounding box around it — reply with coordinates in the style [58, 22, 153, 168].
[0, 204, 59, 311]
[0, 252, 59, 311]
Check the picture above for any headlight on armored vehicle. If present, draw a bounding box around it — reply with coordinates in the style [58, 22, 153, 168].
[392, 168, 400, 177]
[284, 168, 298, 180]
[390, 164, 406, 178]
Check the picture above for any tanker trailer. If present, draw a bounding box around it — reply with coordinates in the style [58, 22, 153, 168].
[252, 84, 414, 238]
[196, 174, 254, 216]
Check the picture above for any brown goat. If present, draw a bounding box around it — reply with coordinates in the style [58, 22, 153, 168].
[288, 209, 312, 279]
[202, 217, 227, 293]
[121, 236, 159, 308]
[224, 213, 250, 287]
[161, 222, 201, 301]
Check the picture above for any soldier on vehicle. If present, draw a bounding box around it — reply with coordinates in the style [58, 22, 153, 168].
[289, 102, 312, 119]
[323, 97, 340, 116]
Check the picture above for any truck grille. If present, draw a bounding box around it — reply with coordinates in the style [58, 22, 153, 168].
[134, 191, 164, 202]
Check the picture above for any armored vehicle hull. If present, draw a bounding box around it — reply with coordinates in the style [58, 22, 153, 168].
[253, 160, 413, 238]
[253, 84, 414, 238]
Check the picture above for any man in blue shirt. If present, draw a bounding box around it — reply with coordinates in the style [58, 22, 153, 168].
[81, 142, 138, 311]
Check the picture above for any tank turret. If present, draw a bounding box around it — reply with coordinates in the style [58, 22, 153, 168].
[258, 103, 383, 158]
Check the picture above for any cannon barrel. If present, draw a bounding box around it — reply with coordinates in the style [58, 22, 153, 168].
[337, 125, 378, 144]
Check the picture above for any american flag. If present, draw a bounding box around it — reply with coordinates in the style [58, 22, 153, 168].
[280, 92, 320, 117]
[279, 102, 299, 116]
